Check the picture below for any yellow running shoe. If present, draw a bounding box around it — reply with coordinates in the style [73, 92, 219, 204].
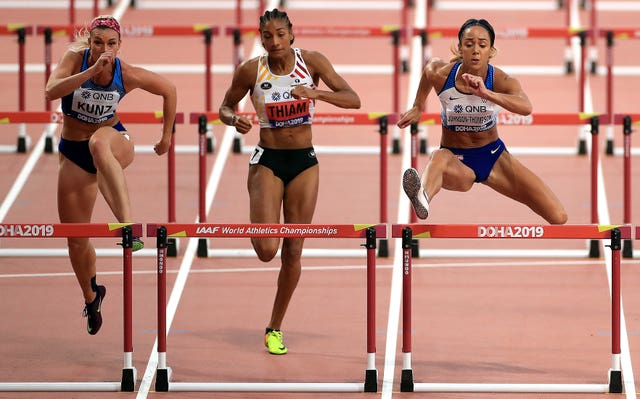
[264, 329, 288, 355]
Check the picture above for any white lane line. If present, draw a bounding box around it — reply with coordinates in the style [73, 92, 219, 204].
[574, 0, 635, 394]
[134, 1, 281, 396]
[381, 0, 427, 397]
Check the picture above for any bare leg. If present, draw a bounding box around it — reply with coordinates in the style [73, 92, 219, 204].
[485, 152, 568, 224]
[89, 127, 135, 222]
[58, 155, 99, 303]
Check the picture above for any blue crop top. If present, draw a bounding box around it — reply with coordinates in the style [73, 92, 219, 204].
[61, 49, 126, 124]
[437, 62, 499, 133]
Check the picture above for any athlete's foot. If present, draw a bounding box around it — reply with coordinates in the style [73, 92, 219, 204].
[83, 285, 106, 335]
[402, 168, 430, 219]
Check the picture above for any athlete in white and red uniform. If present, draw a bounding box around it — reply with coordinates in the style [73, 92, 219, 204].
[219, 9, 361, 355]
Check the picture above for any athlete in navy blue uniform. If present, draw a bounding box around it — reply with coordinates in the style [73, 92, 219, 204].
[399, 18, 567, 225]
[45, 15, 177, 335]
[219, 9, 360, 354]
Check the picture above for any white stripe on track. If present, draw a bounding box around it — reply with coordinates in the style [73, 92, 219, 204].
[571, 1, 635, 396]
[381, 0, 427, 397]
[134, 1, 281, 397]
[0, 127, 51, 222]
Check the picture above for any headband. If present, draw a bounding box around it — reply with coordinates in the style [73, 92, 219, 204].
[458, 19, 495, 46]
[90, 17, 121, 35]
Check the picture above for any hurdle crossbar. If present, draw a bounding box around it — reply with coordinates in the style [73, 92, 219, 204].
[410, 113, 608, 257]
[191, 112, 394, 257]
[147, 223, 384, 392]
[0, 111, 183, 232]
[391, 223, 626, 393]
[0, 223, 142, 392]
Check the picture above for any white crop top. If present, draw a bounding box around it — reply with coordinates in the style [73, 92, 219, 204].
[251, 48, 316, 129]
[437, 62, 500, 133]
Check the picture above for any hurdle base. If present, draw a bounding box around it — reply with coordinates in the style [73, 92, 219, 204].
[605, 138, 614, 156]
[155, 367, 172, 392]
[609, 369, 622, 393]
[419, 138, 428, 154]
[17, 136, 30, 153]
[411, 238, 420, 258]
[207, 133, 216, 153]
[44, 135, 56, 154]
[233, 137, 242, 154]
[400, 369, 414, 392]
[623, 239, 633, 258]
[167, 237, 180, 257]
[364, 369, 377, 392]
[588, 239, 600, 258]
[120, 367, 137, 392]
[197, 238, 209, 257]
[565, 59, 574, 75]
[377, 238, 388, 257]
[392, 138, 401, 154]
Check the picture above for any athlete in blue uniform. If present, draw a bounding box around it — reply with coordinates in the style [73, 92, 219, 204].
[399, 18, 567, 224]
[45, 15, 177, 335]
[219, 9, 361, 354]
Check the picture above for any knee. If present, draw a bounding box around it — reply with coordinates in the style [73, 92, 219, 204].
[67, 237, 90, 255]
[252, 238, 279, 262]
[280, 242, 303, 264]
[429, 149, 452, 167]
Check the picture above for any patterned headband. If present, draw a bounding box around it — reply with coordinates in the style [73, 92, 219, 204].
[90, 17, 120, 35]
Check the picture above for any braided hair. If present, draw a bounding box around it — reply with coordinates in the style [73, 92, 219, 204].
[259, 8, 294, 44]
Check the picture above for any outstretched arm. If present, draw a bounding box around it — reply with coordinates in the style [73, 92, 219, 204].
[397, 58, 445, 129]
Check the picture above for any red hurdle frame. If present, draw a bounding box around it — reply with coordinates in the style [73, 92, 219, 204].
[0, 223, 142, 392]
[147, 223, 385, 392]
[189, 112, 397, 258]
[392, 223, 629, 394]
[0, 112, 184, 225]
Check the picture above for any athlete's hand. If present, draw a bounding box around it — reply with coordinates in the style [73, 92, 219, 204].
[90, 51, 115, 75]
[290, 85, 315, 100]
[461, 73, 487, 97]
[397, 106, 421, 129]
[234, 115, 252, 134]
[154, 135, 171, 155]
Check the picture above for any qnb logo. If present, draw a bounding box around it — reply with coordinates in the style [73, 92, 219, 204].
[453, 104, 464, 113]
[271, 92, 281, 101]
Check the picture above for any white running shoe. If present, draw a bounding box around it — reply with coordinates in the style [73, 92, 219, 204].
[402, 168, 430, 219]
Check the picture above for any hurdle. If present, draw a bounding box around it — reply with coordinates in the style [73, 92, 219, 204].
[190, 111, 396, 257]
[147, 222, 384, 392]
[424, 1, 577, 71]
[0, 223, 141, 392]
[392, 223, 629, 393]
[602, 29, 640, 156]
[0, 25, 34, 153]
[408, 112, 607, 257]
[615, 113, 639, 258]
[0, 111, 183, 256]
